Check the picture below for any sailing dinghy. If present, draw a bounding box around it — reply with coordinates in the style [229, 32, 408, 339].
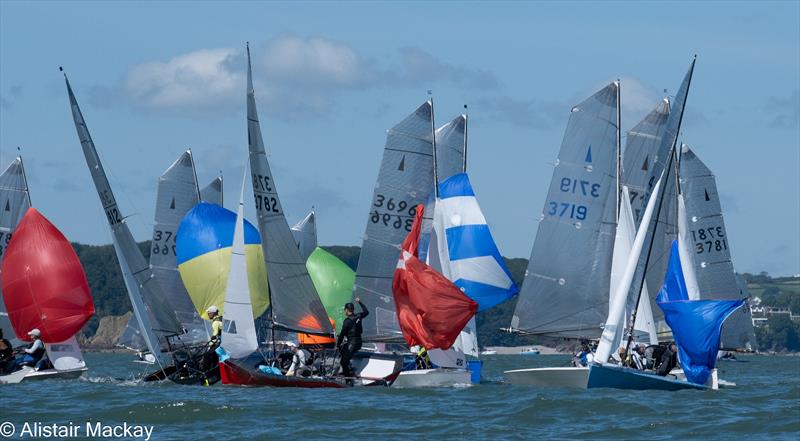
[0, 208, 95, 384]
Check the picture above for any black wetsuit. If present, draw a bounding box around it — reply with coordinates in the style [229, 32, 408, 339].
[337, 301, 368, 377]
[0, 338, 13, 374]
[656, 346, 678, 376]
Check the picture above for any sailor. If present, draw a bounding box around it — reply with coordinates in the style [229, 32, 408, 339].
[9, 328, 46, 371]
[207, 306, 223, 349]
[617, 346, 632, 367]
[0, 328, 13, 374]
[572, 341, 593, 367]
[337, 297, 368, 377]
[285, 342, 311, 377]
[412, 345, 432, 369]
[631, 344, 646, 370]
[656, 343, 679, 376]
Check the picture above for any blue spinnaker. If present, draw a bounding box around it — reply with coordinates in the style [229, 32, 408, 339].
[432, 173, 519, 311]
[657, 240, 744, 385]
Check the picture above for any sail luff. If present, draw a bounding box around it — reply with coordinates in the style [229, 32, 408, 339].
[245, 45, 332, 336]
[63, 73, 182, 363]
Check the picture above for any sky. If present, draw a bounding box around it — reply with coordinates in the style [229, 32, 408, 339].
[1, 1, 798, 276]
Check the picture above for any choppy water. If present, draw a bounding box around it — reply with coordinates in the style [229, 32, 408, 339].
[2, 353, 798, 440]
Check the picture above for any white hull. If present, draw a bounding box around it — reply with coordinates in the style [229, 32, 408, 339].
[0, 366, 88, 385]
[504, 366, 589, 388]
[392, 368, 472, 388]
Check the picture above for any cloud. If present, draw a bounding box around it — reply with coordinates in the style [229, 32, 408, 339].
[764, 90, 800, 128]
[0, 85, 23, 110]
[473, 95, 564, 129]
[120, 35, 501, 120]
[124, 48, 243, 111]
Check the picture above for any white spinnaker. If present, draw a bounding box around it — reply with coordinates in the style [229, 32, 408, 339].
[596, 173, 664, 364]
[46, 335, 86, 371]
[677, 193, 701, 300]
[221, 172, 259, 359]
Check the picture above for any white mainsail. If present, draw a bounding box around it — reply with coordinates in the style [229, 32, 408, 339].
[0, 157, 30, 345]
[221, 171, 259, 359]
[291, 211, 317, 261]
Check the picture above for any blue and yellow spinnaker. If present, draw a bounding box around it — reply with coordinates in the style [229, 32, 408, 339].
[176, 202, 269, 319]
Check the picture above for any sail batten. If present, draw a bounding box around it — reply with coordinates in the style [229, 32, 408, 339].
[245, 46, 332, 336]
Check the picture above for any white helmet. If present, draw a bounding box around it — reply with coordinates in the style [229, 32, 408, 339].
[206, 305, 219, 314]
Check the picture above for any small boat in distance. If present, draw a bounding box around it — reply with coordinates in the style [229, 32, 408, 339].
[519, 348, 540, 356]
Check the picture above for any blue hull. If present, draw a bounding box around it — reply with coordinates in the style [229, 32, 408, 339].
[587, 364, 707, 391]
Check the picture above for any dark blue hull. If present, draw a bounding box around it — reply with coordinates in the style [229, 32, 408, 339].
[587, 364, 707, 391]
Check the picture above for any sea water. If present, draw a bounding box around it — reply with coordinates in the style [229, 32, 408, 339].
[1, 353, 798, 440]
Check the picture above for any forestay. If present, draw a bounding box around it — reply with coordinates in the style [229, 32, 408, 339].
[291, 211, 317, 261]
[0, 158, 30, 344]
[511, 83, 619, 338]
[245, 46, 332, 336]
[679, 146, 757, 351]
[150, 151, 207, 344]
[64, 73, 183, 364]
[354, 101, 434, 342]
[221, 173, 259, 359]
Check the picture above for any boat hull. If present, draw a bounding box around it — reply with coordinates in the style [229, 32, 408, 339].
[587, 364, 707, 391]
[392, 368, 472, 388]
[0, 366, 87, 385]
[504, 366, 589, 388]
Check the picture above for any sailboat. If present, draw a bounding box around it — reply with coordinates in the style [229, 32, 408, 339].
[0, 207, 95, 384]
[505, 81, 621, 387]
[0, 158, 30, 348]
[62, 70, 205, 384]
[216, 44, 402, 387]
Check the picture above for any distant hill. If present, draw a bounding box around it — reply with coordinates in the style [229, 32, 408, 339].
[70, 241, 799, 351]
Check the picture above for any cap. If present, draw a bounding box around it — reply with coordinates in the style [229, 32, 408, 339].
[286, 341, 297, 348]
[206, 305, 219, 314]
[344, 302, 354, 311]
[28, 328, 41, 337]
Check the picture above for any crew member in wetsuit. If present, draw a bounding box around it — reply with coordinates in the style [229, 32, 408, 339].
[656, 343, 678, 376]
[0, 328, 13, 374]
[337, 298, 368, 377]
[206, 306, 223, 349]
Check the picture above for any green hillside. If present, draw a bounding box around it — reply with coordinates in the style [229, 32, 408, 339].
[69, 242, 799, 350]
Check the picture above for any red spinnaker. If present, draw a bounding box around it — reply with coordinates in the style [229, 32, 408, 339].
[392, 205, 478, 350]
[1, 208, 94, 342]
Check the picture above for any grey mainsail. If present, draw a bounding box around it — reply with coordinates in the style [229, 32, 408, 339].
[64, 72, 183, 364]
[680, 145, 757, 351]
[245, 45, 332, 336]
[353, 101, 434, 342]
[200, 176, 223, 206]
[0, 157, 30, 344]
[291, 211, 317, 261]
[435, 114, 466, 181]
[623, 99, 670, 225]
[150, 151, 207, 343]
[510, 83, 619, 338]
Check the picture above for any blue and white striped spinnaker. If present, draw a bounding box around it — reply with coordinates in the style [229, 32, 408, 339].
[432, 173, 518, 311]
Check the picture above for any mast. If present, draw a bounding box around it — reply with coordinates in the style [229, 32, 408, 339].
[430, 96, 439, 196]
[615, 79, 622, 221]
[462, 105, 468, 173]
[624, 56, 696, 354]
